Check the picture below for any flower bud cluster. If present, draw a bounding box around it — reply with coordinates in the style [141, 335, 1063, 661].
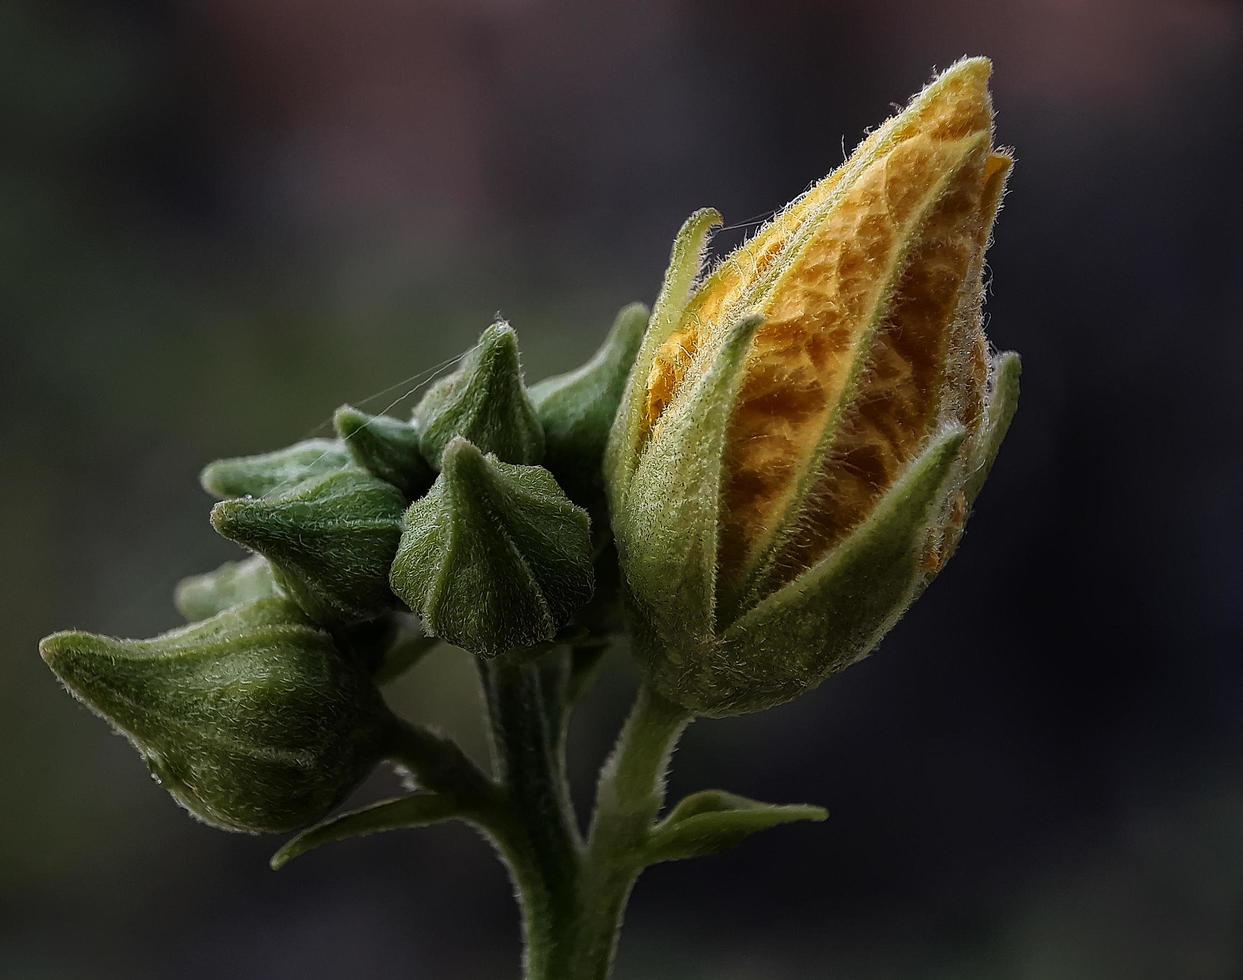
[43, 310, 646, 831]
[40, 59, 1021, 844]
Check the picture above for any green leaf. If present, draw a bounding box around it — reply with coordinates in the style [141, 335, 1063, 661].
[271, 793, 469, 869]
[643, 790, 827, 864]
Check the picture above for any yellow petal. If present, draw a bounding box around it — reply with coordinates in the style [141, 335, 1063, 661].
[641, 57, 996, 437]
[718, 131, 991, 592]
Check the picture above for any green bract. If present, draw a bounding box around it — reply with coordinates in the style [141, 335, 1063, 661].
[40, 598, 388, 834]
[210, 469, 406, 627]
[200, 438, 353, 499]
[413, 320, 545, 470]
[333, 404, 434, 499]
[174, 555, 281, 621]
[530, 302, 648, 519]
[389, 437, 594, 658]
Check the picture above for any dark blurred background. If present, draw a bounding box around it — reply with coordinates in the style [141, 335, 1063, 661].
[4, 1, 1242, 977]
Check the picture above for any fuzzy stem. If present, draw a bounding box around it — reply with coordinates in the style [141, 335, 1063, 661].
[385, 715, 497, 806]
[535, 684, 691, 980]
[474, 653, 691, 980]
[480, 658, 583, 977]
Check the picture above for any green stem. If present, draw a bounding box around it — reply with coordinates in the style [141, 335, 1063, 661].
[474, 655, 691, 980]
[385, 714, 497, 807]
[542, 684, 691, 980]
[480, 658, 583, 977]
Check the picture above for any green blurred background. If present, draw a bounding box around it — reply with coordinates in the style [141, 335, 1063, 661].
[4, 1, 1242, 977]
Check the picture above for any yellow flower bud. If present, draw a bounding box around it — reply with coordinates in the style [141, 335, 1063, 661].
[607, 58, 1021, 715]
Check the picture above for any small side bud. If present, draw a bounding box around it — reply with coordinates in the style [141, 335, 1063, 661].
[389, 437, 593, 658]
[40, 598, 388, 834]
[413, 321, 545, 470]
[333, 405, 434, 499]
[529, 302, 648, 516]
[200, 439, 353, 499]
[174, 555, 281, 621]
[210, 470, 405, 627]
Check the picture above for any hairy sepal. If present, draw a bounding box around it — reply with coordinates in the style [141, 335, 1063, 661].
[616, 316, 763, 663]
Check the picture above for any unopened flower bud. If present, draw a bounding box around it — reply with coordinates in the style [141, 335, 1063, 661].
[414, 321, 545, 470]
[201, 439, 353, 499]
[389, 437, 593, 658]
[333, 404, 434, 499]
[210, 470, 405, 627]
[40, 598, 388, 833]
[530, 302, 648, 518]
[607, 58, 1021, 716]
[174, 555, 280, 621]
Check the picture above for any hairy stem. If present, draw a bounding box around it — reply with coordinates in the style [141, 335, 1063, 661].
[474, 652, 691, 980]
[573, 685, 691, 979]
[480, 657, 583, 977]
[529, 684, 690, 980]
[385, 714, 497, 807]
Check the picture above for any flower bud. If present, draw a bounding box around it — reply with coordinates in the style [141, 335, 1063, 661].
[607, 58, 1021, 716]
[413, 321, 545, 470]
[210, 470, 405, 627]
[39, 598, 388, 833]
[333, 404, 434, 499]
[389, 437, 594, 658]
[174, 555, 280, 621]
[529, 302, 648, 518]
[201, 439, 353, 499]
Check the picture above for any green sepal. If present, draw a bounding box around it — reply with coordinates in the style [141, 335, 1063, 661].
[270, 793, 469, 869]
[39, 598, 387, 834]
[389, 437, 594, 659]
[615, 315, 762, 650]
[210, 469, 406, 627]
[174, 555, 281, 621]
[529, 302, 649, 517]
[965, 351, 1021, 503]
[200, 439, 353, 500]
[605, 208, 722, 502]
[413, 321, 545, 470]
[333, 404, 434, 499]
[659, 426, 966, 716]
[643, 790, 827, 864]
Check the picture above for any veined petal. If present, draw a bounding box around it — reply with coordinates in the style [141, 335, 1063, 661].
[719, 130, 992, 608]
[638, 57, 997, 451]
[916, 155, 1014, 577]
[942, 152, 1014, 441]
